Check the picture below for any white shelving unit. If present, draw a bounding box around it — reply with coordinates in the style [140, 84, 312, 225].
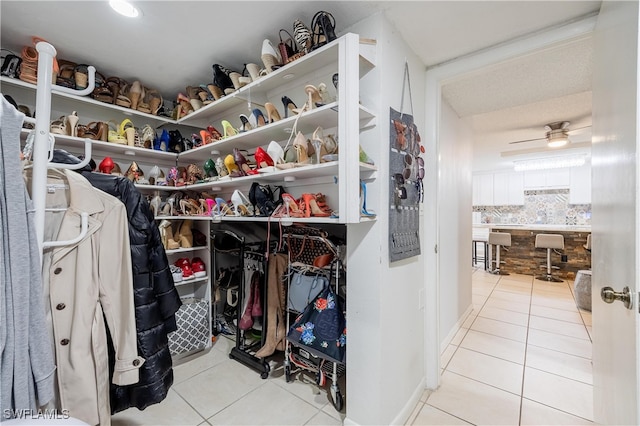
[3, 32, 377, 368]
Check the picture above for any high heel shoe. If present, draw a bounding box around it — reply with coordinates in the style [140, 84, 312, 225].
[231, 190, 253, 216]
[67, 111, 79, 137]
[234, 148, 259, 175]
[161, 195, 176, 216]
[120, 118, 136, 146]
[212, 64, 235, 95]
[148, 165, 165, 186]
[360, 181, 376, 218]
[203, 158, 219, 180]
[176, 93, 194, 118]
[159, 220, 180, 250]
[215, 157, 229, 178]
[129, 80, 143, 110]
[207, 125, 223, 140]
[177, 219, 193, 248]
[261, 39, 282, 74]
[267, 141, 295, 170]
[224, 154, 244, 177]
[281, 96, 298, 118]
[304, 84, 323, 109]
[213, 197, 235, 217]
[249, 108, 266, 128]
[272, 193, 304, 218]
[221, 120, 238, 139]
[310, 11, 337, 51]
[311, 126, 329, 164]
[199, 129, 215, 145]
[239, 114, 252, 132]
[254, 147, 274, 170]
[293, 131, 310, 165]
[302, 193, 332, 217]
[264, 102, 281, 123]
[149, 192, 162, 217]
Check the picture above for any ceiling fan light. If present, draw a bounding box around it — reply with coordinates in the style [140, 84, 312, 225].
[547, 136, 569, 148]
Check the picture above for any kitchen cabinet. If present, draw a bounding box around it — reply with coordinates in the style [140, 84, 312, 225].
[472, 173, 494, 206]
[493, 171, 524, 205]
[569, 164, 592, 204]
[523, 169, 571, 189]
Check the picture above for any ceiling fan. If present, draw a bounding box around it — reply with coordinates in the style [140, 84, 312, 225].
[508, 121, 591, 147]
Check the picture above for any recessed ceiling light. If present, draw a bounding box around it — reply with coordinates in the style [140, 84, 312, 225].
[109, 0, 140, 18]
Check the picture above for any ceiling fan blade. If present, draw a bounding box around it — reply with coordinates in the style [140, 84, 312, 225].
[508, 137, 546, 145]
[567, 125, 592, 134]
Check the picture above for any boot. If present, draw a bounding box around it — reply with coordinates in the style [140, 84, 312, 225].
[251, 272, 263, 317]
[255, 254, 288, 358]
[177, 219, 193, 248]
[238, 275, 255, 331]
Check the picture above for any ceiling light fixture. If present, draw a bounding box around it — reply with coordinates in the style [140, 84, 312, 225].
[546, 122, 570, 148]
[513, 154, 587, 172]
[109, 0, 140, 18]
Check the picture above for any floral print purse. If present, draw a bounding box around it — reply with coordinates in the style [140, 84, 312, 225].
[287, 284, 346, 364]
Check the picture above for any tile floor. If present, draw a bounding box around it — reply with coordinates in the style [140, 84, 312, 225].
[112, 268, 593, 425]
[111, 335, 345, 425]
[406, 269, 594, 426]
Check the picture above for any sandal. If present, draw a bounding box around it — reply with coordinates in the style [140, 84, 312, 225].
[56, 60, 77, 88]
[74, 64, 90, 90]
[115, 80, 132, 108]
[107, 121, 127, 144]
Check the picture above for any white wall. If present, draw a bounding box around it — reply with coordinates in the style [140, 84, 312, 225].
[438, 100, 473, 348]
[344, 13, 427, 426]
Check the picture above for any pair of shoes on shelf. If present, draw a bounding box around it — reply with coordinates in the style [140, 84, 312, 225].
[174, 257, 206, 282]
[159, 219, 193, 249]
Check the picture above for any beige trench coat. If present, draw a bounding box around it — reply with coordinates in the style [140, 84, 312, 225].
[42, 169, 144, 425]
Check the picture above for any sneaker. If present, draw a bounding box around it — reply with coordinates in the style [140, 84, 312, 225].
[191, 257, 207, 278]
[174, 258, 194, 280]
[170, 265, 183, 283]
[215, 314, 235, 335]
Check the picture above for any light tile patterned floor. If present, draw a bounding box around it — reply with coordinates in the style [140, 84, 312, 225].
[112, 268, 593, 425]
[408, 269, 594, 426]
[112, 334, 344, 425]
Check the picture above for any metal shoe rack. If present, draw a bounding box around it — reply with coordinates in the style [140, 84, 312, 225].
[282, 229, 346, 411]
[210, 227, 271, 378]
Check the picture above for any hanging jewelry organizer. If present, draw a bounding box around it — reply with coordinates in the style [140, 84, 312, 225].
[26, 41, 96, 257]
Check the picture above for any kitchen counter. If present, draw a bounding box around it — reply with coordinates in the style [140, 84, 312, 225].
[475, 224, 591, 232]
[483, 226, 591, 279]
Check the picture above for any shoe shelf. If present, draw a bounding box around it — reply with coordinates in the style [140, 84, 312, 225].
[135, 161, 377, 193]
[176, 36, 373, 130]
[174, 276, 209, 287]
[1, 76, 176, 128]
[165, 246, 208, 255]
[154, 215, 213, 221]
[18, 129, 179, 167]
[176, 102, 375, 163]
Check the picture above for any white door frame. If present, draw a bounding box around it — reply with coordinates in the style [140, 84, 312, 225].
[423, 15, 598, 389]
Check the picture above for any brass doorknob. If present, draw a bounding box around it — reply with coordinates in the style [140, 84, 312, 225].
[601, 286, 633, 310]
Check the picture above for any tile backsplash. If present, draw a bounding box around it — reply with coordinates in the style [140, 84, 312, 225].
[473, 189, 591, 225]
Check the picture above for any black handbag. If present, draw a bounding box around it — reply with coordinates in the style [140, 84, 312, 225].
[287, 283, 346, 364]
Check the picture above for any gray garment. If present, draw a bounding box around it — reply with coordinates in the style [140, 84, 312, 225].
[0, 95, 56, 415]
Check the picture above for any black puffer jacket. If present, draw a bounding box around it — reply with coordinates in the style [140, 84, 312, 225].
[80, 171, 182, 413]
[53, 150, 182, 411]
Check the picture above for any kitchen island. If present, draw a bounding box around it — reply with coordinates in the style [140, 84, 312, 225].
[480, 225, 591, 279]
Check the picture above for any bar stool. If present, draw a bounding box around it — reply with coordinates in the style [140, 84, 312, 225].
[535, 234, 565, 282]
[488, 232, 511, 275]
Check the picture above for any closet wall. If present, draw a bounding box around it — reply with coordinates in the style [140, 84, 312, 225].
[343, 14, 427, 426]
[438, 99, 473, 347]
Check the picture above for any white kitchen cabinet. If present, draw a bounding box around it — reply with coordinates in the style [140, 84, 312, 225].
[492, 171, 524, 206]
[473, 173, 494, 206]
[523, 169, 571, 189]
[569, 164, 592, 204]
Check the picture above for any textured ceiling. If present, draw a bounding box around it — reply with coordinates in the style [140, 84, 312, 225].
[0, 1, 602, 171]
